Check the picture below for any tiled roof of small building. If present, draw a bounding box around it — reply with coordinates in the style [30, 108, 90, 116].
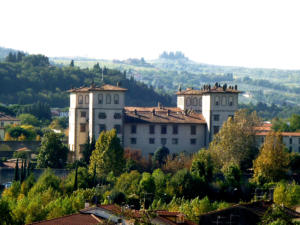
[27, 213, 101, 225]
[124, 107, 206, 124]
[176, 85, 241, 95]
[0, 112, 20, 121]
[68, 84, 127, 92]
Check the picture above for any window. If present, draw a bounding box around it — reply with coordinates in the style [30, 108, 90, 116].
[131, 125, 136, 134]
[80, 123, 86, 132]
[229, 97, 233, 106]
[213, 114, 220, 121]
[190, 138, 196, 145]
[299, 138, 300, 144]
[262, 137, 265, 143]
[191, 125, 196, 135]
[215, 96, 219, 106]
[1, 121, 4, 127]
[298, 146, 300, 153]
[79, 144, 85, 153]
[99, 124, 106, 133]
[290, 138, 293, 145]
[85, 95, 89, 104]
[98, 112, 106, 119]
[161, 138, 167, 145]
[213, 126, 219, 134]
[172, 138, 178, 145]
[161, 125, 167, 134]
[198, 98, 202, 106]
[149, 125, 155, 134]
[114, 113, 122, 119]
[192, 97, 198, 106]
[222, 96, 226, 105]
[78, 95, 83, 104]
[80, 111, 86, 118]
[130, 138, 137, 144]
[289, 146, 292, 152]
[98, 94, 103, 104]
[173, 125, 178, 134]
[114, 94, 119, 104]
[106, 94, 111, 104]
[149, 138, 155, 144]
[186, 97, 191, 106]
[114, 125, 121, 134]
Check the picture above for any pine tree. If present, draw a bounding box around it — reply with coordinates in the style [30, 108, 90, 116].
[14, 159, 19, 181]
[70, 60, 74, 67]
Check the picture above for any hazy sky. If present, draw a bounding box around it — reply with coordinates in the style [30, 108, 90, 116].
[1, 0, 300, 69]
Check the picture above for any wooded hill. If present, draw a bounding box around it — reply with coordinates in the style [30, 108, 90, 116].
[0, 52, 173, 107]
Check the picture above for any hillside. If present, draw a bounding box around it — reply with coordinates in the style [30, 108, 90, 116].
[0, 53, 173, 108]
[52, 51, 300, 107]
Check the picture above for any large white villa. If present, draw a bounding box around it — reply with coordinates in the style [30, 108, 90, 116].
[68, 83, 241, 159]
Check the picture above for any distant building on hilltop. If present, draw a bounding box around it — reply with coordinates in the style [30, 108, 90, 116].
[68, 83, 241, 159]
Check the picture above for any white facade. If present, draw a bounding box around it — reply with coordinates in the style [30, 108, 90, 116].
[68, 84, 241, 158]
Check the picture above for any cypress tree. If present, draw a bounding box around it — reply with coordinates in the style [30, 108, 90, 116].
[73, 162, 78, 191]
[92, 164, 96, 187]
[20, 160, 24, 182]
[27, 160, 31, 177]
[14, 159, 19, 181]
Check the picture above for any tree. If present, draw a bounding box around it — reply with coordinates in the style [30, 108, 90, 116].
[37, 132, 68, 168]
[209, 109, 260, 171]
[73, 163, 78, 191]
[190, 149, 214, 183]
[273, 182, 300, 208]
[70, 60, 74, 67]
[89, 129, 125, 177]
[0, 198, 12, 225]
[18, 113, 40, 127]
[223, 163, 242, 188]
[14, 159, 19, 181]
[82, 136, 96, 165]
[253, 132, 290, 184]
[289, 114, 300, 131]
[153, 146, 169, 167]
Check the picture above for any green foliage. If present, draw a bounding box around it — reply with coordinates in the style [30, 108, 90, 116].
[209, 109, 260, 171]
[0, 198, 13, 225]
[89, 129, 125, 177]
[153, 146, 169, 167]
[152, 169, 167, 198]
[37, 132, 68, 168]
[260, 205, 295, 225]
[6, 125, 37, 141]
[222, 163, 242, 188]
[190, 149, 214, 183]
[253, 132, 290, 184]
[82, 136, 95, 165]
[139, 172, 155, 194]
[18, 113, 41, 126]
[273, 182, 300, 208]
[115, 170, 141, 196]
[0, 53, 172, 107]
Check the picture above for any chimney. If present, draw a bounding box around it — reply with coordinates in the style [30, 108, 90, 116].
[152, 108, 156, 116]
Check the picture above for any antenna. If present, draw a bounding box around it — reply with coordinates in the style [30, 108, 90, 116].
[101, 62, 104, 82]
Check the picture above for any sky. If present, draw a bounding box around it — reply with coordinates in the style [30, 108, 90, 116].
[1, 0, 300, 69]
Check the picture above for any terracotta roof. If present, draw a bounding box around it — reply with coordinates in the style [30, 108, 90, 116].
[124, 107, 206, 124]
[176, 86, 241, 95]
[256, 132, 300, 137]
[0, 113, 20, 121]
[254, 123, 272, 132]
[68, 84, 127, 93]
[16, 147, 31, 152]
[27, 213, 101, 225]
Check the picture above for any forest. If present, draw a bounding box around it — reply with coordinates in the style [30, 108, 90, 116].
[0, 52, 173, 108]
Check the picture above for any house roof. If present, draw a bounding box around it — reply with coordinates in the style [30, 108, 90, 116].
[68, 84, 127, 93]
[154, 211, 197, 225]
[27, 213, 102, 225]
[176, 86, 241, 95]
[124, 107, 206, 124]
[254, 123, 272, 132]
[0, 113, 20, 121]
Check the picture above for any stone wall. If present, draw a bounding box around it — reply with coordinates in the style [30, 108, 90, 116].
[0, 168, 70, 184]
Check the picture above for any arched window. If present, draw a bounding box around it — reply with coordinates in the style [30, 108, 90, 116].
[198, 97, 202, 106]
[193, 97, 198, 106]
[222, 96, 226, 105]
[106, 94, 111, 104]
[186, 97, 191, 106]
[98, 112, 107, 119]
[98, 94, 103, 104]
[85, 95, 89, 104]
[78, 95, 83, 104]
[114, 94, 119, 104]
[215, 96, 219, 106]
[229, 96, 234, 106]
